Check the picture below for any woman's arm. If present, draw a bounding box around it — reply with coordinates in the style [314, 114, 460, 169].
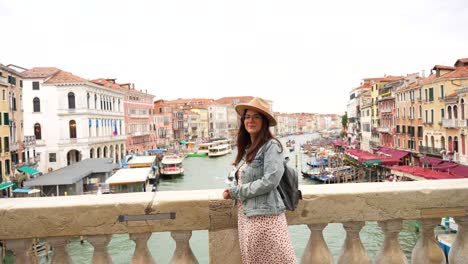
[229, 141, 284, 201]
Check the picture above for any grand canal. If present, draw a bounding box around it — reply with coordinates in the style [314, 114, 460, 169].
[64, 134, 419, 263]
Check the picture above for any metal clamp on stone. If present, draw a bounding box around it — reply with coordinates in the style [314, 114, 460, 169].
[118, 212, 176, 222]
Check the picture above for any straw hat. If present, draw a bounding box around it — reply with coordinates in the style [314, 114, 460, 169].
[235, 97, 277, 126]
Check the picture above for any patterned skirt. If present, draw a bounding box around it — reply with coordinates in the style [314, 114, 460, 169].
[237, 201, 297, 263]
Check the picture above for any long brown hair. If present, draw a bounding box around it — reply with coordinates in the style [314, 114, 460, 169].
[233, 110, 283, 165]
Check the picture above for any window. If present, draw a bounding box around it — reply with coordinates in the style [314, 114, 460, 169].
[431, 109, 434, 123]
[4, 137, 9, 152]
[87, 93, 90, 109]
[49, 153, 57, 162]
[33, 97, 40, 112]
[69, 120, 77, 138]
[32, 81, 40, 90]
[441, 108, 445, 119]
[440, 85, 444, 98]
[429, 88, 434, 101]
[34, 123, 42, 140]
[3, 113, 8, 125]
[68, 92, 76, 109]
[5, 160, 10, 176]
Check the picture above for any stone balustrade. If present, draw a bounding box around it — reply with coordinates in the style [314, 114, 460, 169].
[1, 179, 468, 263]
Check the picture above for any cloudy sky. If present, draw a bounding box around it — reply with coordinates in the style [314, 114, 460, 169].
[1, 0, 467, 114]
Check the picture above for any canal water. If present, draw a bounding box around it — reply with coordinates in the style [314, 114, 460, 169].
[64, 134, 417, 263]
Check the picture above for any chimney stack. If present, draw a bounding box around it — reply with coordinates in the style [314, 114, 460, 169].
[421, 70, 425, 78]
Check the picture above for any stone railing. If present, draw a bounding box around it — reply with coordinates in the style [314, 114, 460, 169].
[1, 180, 468, 263]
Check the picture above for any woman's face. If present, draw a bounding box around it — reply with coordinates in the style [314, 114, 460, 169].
[244, 109, 263, 138]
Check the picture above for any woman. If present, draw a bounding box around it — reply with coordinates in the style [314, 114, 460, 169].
[223, 97, 296, 264]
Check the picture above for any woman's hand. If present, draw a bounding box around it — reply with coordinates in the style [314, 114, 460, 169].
[223, 189, 231, 199]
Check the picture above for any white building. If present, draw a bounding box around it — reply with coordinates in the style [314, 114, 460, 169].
[22, 67, 127, 173]
[208, 104, 229, 139]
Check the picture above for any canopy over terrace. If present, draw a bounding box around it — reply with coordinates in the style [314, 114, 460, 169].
[345, 148, 405, 166]
[390, 165, 465, 180]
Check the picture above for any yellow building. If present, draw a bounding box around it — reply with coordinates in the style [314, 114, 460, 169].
[420, 59, 468, 164]
[0, 65, 14, 187]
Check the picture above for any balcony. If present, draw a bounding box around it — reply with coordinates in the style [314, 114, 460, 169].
[378, 127, 390, 133]
[58, 135, 127, 145]
[9, 142, 19, 151]
[0, 76, 8, 86]
[442, 119, 467, 128]
[419, 146, 444, 157]
[1, 180, 468, 263]
[457, 86, 468, 94]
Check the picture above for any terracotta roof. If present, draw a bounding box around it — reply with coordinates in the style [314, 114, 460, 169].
[213, 96, 254, 105]
[91, 78, 123, 89]
[432, 65, 456, 71]
[44, 70, 88, 84]
[22, 67, 60, 78]
[455, 58, 468, 67]
[437, 66, 468, 80]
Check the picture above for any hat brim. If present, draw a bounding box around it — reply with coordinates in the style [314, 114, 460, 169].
[235, 104, 277, 127]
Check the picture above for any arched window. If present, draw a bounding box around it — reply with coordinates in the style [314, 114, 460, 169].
[68, 92, 76, 109]
[34, 123, 42, 140]
[94, 94, 98, 109]
[453, 105, 458, 119]
[87, 93, 90, 109]
[33, 97, 40, 112]
[462, 99, 465, 119]
[69, 120, 77, 138]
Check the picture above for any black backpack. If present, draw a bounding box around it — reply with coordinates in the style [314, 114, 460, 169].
[277, 157, 302, 211]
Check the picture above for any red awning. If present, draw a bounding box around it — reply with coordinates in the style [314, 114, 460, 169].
[391, 165, 464, 180]
[421, 157, 443, 166]
[377, 148, 410, 160]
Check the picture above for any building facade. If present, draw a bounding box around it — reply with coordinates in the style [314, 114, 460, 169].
[22, 68, 127, 173]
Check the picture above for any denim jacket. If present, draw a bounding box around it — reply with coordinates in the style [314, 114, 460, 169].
[228, 139, 285, 217]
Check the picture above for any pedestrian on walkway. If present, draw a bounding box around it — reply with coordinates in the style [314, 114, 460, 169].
[223, 97, 296, 264]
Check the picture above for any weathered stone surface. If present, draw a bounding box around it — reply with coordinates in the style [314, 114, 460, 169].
[208, 228, 241, 264]
[1, 180, 468, 240]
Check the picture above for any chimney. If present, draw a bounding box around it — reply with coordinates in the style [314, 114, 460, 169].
[421, 70, 425, 78]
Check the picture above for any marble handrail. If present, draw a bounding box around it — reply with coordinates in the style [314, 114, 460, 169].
[1, 179, 468, 263]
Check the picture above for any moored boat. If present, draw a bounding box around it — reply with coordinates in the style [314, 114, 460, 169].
[187, 152, 208, 157]
[208, 139, 232, 157]
[160, 154, 184, 178]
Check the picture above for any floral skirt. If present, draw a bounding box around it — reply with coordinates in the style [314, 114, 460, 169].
[237, 202, 297, 264]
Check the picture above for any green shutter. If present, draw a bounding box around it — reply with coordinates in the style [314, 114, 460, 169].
[3, 113, 8, 125]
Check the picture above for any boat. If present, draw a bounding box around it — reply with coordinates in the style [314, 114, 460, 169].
[197, 142, 213, 155]
[160, 154, 184, 178]
[126, 155, 160, 186]
[436, 217, 458, 259]
[105, 167, 155, 193]
[186, 152, 208, 157]
[208, 139, 232, 157]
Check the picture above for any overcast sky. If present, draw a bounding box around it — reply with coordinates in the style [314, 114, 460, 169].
[1, 0, 467, 114]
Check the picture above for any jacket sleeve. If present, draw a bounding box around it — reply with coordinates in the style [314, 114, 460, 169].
[229, 141, 284, 201]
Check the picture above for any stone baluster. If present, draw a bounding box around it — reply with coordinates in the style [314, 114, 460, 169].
[129, 232, 155, 264]
[411, 219, 446, 264]
[337, 221, 371, 264]
[6, 239, 34, 264]
[170, 231, 198, 264]
[87, 235, 113, 264]
[449, 216, 468, 263]
[301, 223, 333, 264]
[47, 236, 72, 264]
[375, 220, 408, 264]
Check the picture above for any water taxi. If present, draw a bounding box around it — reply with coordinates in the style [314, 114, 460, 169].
[160, 154, 184, 178]
[105, 167, 154, 193]
[208, 139, 232, 157]
[196, 142, 213, 155]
